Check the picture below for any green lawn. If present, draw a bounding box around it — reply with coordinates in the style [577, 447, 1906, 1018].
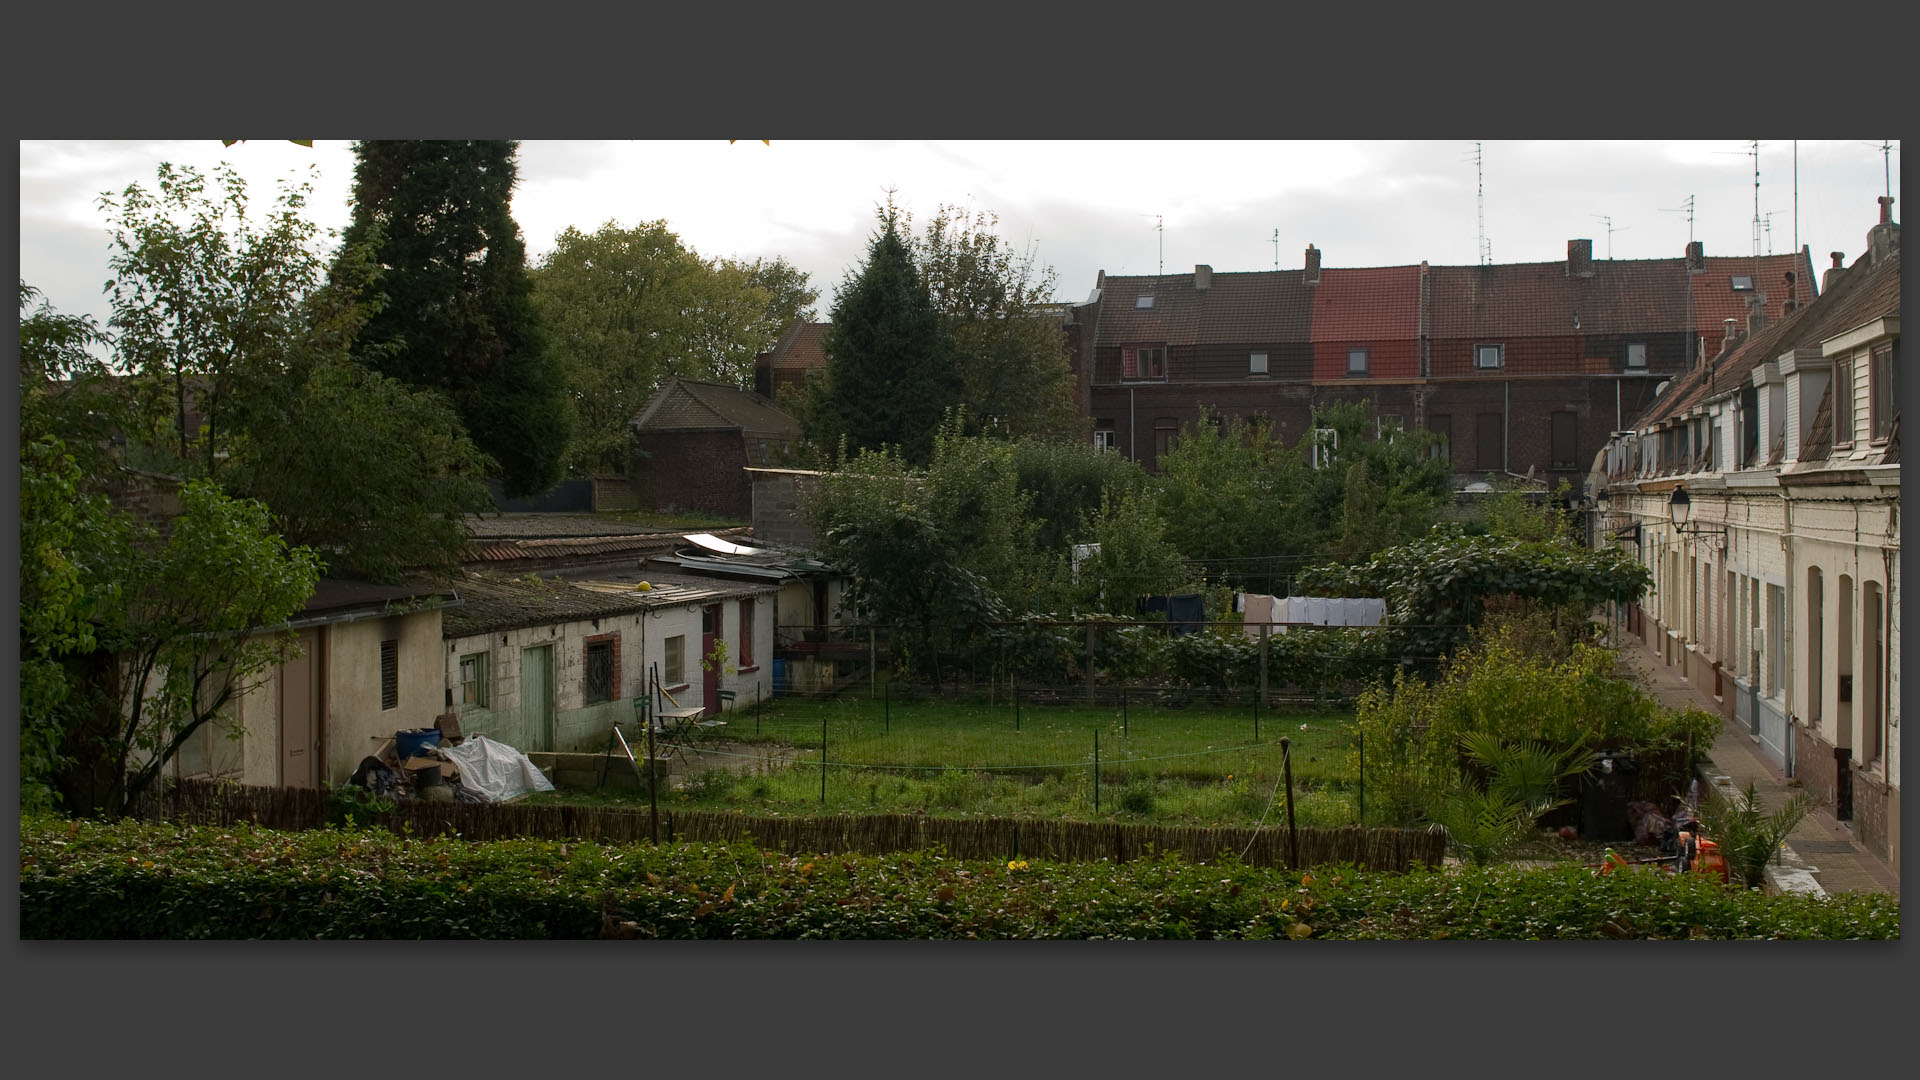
[531, 691, 1365, 828]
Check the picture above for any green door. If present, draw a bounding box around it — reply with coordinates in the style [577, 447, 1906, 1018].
[521, 644, 554, 752]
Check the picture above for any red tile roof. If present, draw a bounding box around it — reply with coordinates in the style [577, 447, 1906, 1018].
[1308, 266, 1421, 342]
[757, 321, 831, 374]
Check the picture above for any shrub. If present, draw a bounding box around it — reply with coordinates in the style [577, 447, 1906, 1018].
[19, 817, 1895, 940]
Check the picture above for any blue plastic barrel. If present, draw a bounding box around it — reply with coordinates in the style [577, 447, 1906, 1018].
[395, 727, 442, 759]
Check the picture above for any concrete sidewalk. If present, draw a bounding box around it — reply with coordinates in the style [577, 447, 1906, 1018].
[1614, 643, 1899, 896]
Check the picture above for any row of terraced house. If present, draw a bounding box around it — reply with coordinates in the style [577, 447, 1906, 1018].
[1592, 197, 1900, 872]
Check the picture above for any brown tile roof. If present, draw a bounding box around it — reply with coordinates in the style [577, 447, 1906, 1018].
[757, 321, 831, 374]
[1688, 251, 1820, 334]
[1309, 266, 1421, 341]
[1427, 259, 1688, 337]
[1636, 248, 1900, 429]
[1091, 270, 1312, 348]
[632, 378, 799, 438]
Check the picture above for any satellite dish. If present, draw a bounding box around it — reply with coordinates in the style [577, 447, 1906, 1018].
[1653, 380, 1671, 396]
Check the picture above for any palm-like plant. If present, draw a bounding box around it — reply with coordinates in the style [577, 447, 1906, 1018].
[1699, 781, 1815, 889]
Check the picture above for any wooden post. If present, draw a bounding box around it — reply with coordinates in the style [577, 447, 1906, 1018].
[1259, 623, 1270, 708]
[1281, 737, 1299, 870]
[1086, 621, 1097, 705]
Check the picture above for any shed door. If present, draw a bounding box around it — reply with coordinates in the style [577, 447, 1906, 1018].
[279, 628, 323, 788]
[522, 645, 554, 752]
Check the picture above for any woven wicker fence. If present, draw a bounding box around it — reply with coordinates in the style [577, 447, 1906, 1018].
[153, 779, 1446, 872]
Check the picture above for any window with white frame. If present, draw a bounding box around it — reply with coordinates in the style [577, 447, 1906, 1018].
[1135, 294, 1155, 309]
[1249, 352, 1268, 375]
[664, 635, 686, 687]
[458, 652, 488, 708]
[1310, 427, 1339, 469]
[1122, 344, 1167, 380]
[1092, 424, 1117, 452]
[1627, 342, 1647, 368]
[1476, 344, 1505, 369]
[1347, 347, 1369, 376]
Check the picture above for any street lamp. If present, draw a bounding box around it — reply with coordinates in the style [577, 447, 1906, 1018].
[1667, 484, 1726, 552]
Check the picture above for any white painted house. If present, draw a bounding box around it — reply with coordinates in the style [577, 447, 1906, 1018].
[1593, 197, 1900, 871]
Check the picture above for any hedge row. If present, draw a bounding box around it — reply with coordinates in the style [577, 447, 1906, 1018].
[20, 817, 1897, 940]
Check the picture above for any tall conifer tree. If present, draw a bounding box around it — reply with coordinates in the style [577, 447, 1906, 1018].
[340, 140, 570, 497]
[813, 202, 958, 464]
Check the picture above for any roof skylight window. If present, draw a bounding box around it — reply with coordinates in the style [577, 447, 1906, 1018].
[1730, 276, 1754, 291]
[1135, 295, 1155, 309]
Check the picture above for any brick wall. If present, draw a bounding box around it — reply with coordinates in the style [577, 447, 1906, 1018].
[1850, 767, 1896, 867]
[591, 475, 637, 511]
[633, 431, 751, 519]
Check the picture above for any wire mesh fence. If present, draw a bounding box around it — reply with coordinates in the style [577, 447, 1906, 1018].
[635, 678, 1368, 828]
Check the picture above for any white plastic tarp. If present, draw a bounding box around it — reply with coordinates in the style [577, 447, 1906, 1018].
[439, 734, 556, 802]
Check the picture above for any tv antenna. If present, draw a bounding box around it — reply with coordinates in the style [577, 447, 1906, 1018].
[1272, 228, 1280, 271]
[1861, 140, 1895, 198]
[1591, 214, 1631, 259]
[1760, 211, 1781, 255]
[1716, 141, 1764, 259]
[1140, 213, 1164, 276]
[1464, 142, 1490, 264]
[1660, 194, 1696, 244]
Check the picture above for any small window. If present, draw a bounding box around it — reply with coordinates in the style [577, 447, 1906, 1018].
[458, 652, 488, 709]
[1092, 424, 1117, 452]
[1347, 347, 1369, 376]
[1551, 411, 1577, 470]
[1427, 415, 1451, 462]
[738, 600, 755, 668]
[664, 635, 685, 686]
[1310, 427, 1339, 469]
[1730, 275, 1754, 292]
[584, 640, 613, 705]
[1627, 342, 1647, 368]
[1834, 358, 1854, 446]
[1135, 295, 1155, 309]
[1869, 343, 1896, 441]
[1139, 346, 1166, 379]
[1476, 344, 1505, 369]
[380, 639, 398, 711]
[1249, 352, 1268, 375]
[1153, 419, 1178, 461]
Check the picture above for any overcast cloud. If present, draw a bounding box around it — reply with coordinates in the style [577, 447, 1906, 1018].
[19, 139, 1900, 338]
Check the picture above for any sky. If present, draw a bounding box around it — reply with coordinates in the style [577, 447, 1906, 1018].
[19, 139, 1902, 336]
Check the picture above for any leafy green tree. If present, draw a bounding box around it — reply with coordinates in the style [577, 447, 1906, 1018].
[100, 162, 325, 478]
[45, 482, 321, 816]
[530, 220, 817, 475]
[18, 283, 123, 480]
[1008, 437, 1150, 559]
[340, 140, 571, 497]
[1152, 410, 1313, 593]
[1072, 486, 1193, 614]
[914, 204, 1078, 441]
[807, 200, 958, 464]
[804, 441, 1007, 683]
[18, 436, 128, 813]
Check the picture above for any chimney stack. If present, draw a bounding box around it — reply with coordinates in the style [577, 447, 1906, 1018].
[1194, 264, 1212, 291]
[1746, 295, 1767, 337]
[1822, 251, 1848, 293]
[1867, 196, 1900, 264]
[1304, 244, 1321, 285]
[1685, 241, 1705, 273]
[1567, 239, 1594, 278]
[1722, 317, 1739, 354]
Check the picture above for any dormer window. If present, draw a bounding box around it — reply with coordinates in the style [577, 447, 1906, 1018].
[1249, 352, 1268, 375]
[1627, 342, 1647, 369]
[1347, 347, 1369, 376]
[1476, 344, 1505, 369]
[1135, 295, 1155, 309]
[1731, 276, 1754, 292]
[1122, 343, 1167, 381]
